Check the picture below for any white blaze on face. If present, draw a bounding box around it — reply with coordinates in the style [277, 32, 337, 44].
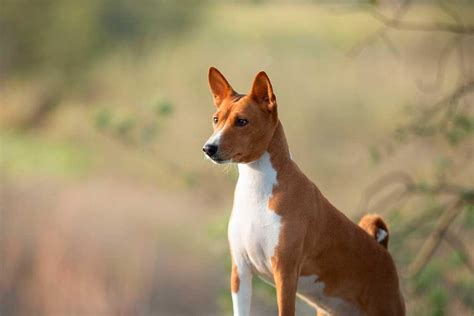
[204, 129, 225, 164]
[205, 129, 224, 148]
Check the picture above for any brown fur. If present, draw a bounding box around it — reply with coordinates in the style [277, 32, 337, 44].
[208, 68, 278, 164]
[231, 263, 240, 293]
[207, 67, 405, 316]
[358, 214, 389, 248]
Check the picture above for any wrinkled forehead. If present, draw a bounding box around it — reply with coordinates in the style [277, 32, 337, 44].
[215, 95, 260, 118]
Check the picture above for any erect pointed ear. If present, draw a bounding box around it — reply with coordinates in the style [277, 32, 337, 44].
[249, 71, 277, 112]
[208, 67, 234, 107]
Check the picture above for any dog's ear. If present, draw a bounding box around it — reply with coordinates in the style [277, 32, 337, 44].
[249, 71, 277, 112]
[208, 67, 234, 107]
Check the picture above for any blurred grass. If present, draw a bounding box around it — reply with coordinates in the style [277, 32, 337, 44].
[0, 132, 94, 178]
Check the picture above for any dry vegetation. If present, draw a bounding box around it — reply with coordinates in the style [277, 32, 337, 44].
[1, 1, 473, 315]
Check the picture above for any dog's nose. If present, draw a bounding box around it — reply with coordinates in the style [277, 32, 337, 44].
[203, 144, 218, 157]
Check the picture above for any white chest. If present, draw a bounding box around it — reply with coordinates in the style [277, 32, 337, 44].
[228, 152, 282, 279]
[227, 153, 360, 315]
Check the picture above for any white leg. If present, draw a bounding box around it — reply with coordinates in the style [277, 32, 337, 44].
[231, 264, 252, 316]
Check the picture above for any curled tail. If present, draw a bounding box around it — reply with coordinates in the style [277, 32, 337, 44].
[358, 214, 389, 248]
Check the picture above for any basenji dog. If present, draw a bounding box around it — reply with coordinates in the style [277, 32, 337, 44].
[203, 67, 405, 316]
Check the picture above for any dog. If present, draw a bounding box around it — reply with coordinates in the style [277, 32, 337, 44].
[203, 67, 405, 316]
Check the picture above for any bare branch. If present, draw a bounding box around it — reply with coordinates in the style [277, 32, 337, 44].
[358, 171, 415, 213]
[348, 0, 474, 62]
[395, 206, 444, 239]
[415, 36, 462, 93]
[358, 168, 473, 216]
[366, 187, 410, 216]
[444, 231, 474, 275]
[409, 183, 474, 199]
[401, 80, 474, 136]
[407, 199, 465, 277]
[367, 8, 474, 35]
[348, 1, 474, 286]
[349, 1, 411, 57]
[437, 0, 464, 28]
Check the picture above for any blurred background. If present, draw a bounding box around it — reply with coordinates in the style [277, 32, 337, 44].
[1, 0, 473, 315]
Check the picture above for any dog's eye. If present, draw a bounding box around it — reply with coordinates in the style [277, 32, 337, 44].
[235, 118, 248, 127]
[213, 116, 218, 124]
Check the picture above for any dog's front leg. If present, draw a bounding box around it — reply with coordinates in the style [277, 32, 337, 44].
[231, 262, 252, 316]
[272, 258, 299, 316]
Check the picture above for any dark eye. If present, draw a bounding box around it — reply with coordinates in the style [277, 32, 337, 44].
[235, 118, 248, 127]
[213, 116, 218, 124]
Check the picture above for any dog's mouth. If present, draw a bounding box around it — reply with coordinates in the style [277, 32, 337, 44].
[212, 157, 231, 164]
[204, 153, 231, 164]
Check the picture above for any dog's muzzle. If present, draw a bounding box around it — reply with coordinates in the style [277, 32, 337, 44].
[202, 144, 218, 158]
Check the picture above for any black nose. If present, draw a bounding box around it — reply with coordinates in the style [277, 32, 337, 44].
[203, 144, 218, 157]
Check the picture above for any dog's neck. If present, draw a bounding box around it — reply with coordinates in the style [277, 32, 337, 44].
[237, 120, 291, 180]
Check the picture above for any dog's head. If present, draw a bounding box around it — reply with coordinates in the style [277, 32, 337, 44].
[203, 67, 278, 164]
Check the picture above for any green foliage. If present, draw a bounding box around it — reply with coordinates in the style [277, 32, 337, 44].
[388, 201, 474, 313]
[94, 109, 113, 130]
[206, 213, 230, 242]
[217, 287, 233, 316]
[463, 204, 474, 229]
[394, 126, 409, 143]
[413, 262, 443, 293]
[93, 98, 173, 145]
[434, 156, 452, 178]
[369, 145, 380, 165]
[446, 114, 474, 145]
[428, 286, 448, 316]
[461, 192, 474, 204]
[253, 277, 276, 305]
[382, 206, 442, 267]
[0, 0, 203, 78]
[448, 250, 467, 268]
[393, 107, 473, 155]
[115, 117, 136, 138]
[454, 280, 474, 309]
[0, 132, 93, 177]
[154, 99, 174, 117]
[140, 123, 158, 144]
[412, 262, 448, 316]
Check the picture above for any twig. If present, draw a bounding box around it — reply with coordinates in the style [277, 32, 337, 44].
[367, 7, 474, 35]
[394, 206, 444, 239]
[349, 1, 411, 57]
[358, 167, 473, 216]
[437, 0, 464, 28]
[401, 80, 474, 136]
[409, 183, 474, 198]
[444, 230, 474, 275]
[366, 187, 410, 216]
[358, 171, 415, 213]
[407, 199, 465, 277]
[415, 36, 461, 93]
